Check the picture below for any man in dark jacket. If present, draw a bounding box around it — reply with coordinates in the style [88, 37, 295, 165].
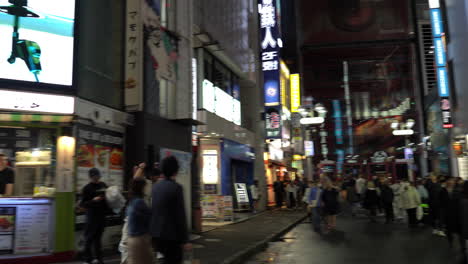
[381, 180, 395, 224]
[273, 177, 285, 208]
[440, 177, 462, 248]
[426, 174, 444, 236]
[81, 168, 108, 264]
[151, 156, 190, 264]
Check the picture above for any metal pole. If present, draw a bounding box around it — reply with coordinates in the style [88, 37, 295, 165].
[343, 61, 354, 155]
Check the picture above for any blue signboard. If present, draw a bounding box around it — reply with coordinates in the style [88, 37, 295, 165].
[437, 67, 450, 97]
[333, 100, 344, 145]
[431, 9, 443, 37]
[259, 0, 281, 106]
[434, 38, 446, 67]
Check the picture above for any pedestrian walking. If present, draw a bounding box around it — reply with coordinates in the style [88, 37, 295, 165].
[392, 181, 406, 221]
[80, 168, 108, 264]
[459, 181, 468, 263]
[342, 176, 359, 217]
[426, 174, 445, 236]
[126, 178, 153, 264]
[381, 180, 395, 224]
[306, 181, 323, 233]
[286, 180, 298, 209]
[355, 174, 367, 199]
[321, 178, 340, 231]
[120, 163, 163, 264]
[363, 181, 380, 223]
[250, 180, 260, 213]
[151, 156, 191, 264]
[273, 178, 284, 208]
[440, 177, 463, 248]
[400, 180, 421, 229]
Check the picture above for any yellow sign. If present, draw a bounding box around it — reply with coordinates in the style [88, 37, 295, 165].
[293, 154, 303, 161]
[290, 74, 301, 112]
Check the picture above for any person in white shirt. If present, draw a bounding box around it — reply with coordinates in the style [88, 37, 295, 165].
[250, 180, 261, 213]
[355, 175, 367, 197]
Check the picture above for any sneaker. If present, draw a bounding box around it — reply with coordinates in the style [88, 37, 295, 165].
[437, 230, 447, 237]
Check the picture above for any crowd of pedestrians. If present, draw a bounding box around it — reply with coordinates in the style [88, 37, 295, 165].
[80, 156, 191, 264]
[299, 173, 468, 261]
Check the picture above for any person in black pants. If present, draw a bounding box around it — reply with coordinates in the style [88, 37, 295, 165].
[80, 168, 108, 264]
[273, 178, 285, 208]
[151, 156, 191, 264]
[381, 180, 395, 224]
[363, 182, 380, 223]
[440, 178, 463, 248]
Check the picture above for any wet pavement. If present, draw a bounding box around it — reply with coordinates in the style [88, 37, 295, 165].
[245, 215, 465, 264]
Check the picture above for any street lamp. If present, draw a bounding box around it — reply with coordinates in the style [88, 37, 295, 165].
[300, 117, 325, 125]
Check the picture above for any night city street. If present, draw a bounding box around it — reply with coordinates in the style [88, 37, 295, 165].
[0, 0, 468, 263]
[246, 214, 462, 264]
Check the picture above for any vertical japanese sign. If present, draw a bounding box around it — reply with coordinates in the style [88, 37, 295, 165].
[125, 0, 144, 111]
[429, 2, 453, 128]
[290, 74, 301, 112]
[259, 0, 282, 138]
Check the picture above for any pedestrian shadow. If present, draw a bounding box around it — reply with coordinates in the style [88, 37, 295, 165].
[321, 229, 350, 246]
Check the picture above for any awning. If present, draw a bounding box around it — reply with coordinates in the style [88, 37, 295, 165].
[0, 113, 74, 123]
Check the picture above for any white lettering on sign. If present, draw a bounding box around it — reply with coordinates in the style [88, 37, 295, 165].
[262, 60, 278, 71]
[259, 0, 277, 49]
[78, 129, 123, 145]
[0, 90, 74, 114]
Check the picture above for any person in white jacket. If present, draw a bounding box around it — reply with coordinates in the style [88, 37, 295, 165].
[400, 180, 422, 228]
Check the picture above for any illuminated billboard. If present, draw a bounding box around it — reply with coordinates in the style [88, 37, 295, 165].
[290, 74, 300, 112]
[0, 0, 75, 86]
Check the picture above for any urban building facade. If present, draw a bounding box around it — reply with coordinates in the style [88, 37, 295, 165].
[0, 0, 130, 263]
[193, 0, 267, 226]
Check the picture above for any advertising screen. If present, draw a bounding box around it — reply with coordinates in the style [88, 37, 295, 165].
[0, 0, 75, 86]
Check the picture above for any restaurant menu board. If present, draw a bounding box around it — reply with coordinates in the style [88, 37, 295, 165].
[0, 128, 54, 161]
[235, 183, 250, 204]
[201, 195, 234, 222]
[0, 207, 15, 254]
[14, 204, 51, 255]
[458, 157, 468, 180]
[76, 125, 124, 191]
[201, 195, 218, 219]
[220, 196, 234, 222]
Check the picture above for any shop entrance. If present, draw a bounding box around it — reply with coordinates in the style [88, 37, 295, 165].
[231, 160, 251, 211]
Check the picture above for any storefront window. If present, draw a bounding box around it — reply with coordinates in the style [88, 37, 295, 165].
[0, 127, 57, 196]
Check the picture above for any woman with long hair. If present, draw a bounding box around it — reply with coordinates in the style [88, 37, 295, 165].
[126, 178, 153, 264]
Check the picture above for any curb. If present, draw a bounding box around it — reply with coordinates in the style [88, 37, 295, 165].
[219, 213, 308, 264]
[200, 210, 272, 234]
